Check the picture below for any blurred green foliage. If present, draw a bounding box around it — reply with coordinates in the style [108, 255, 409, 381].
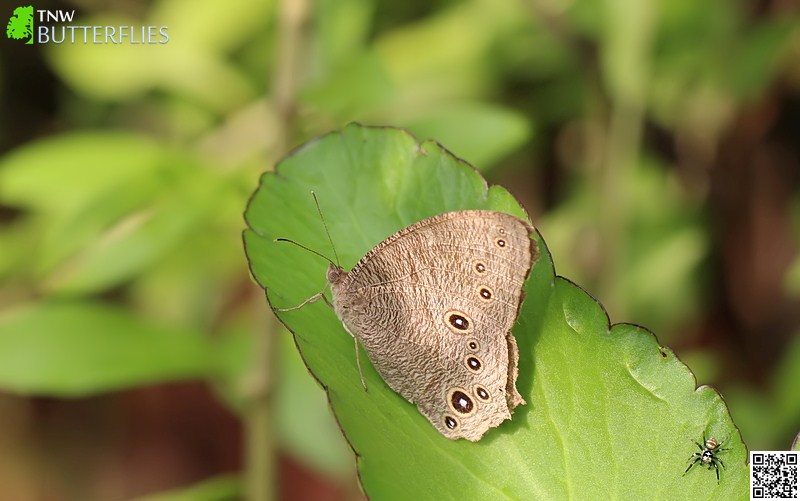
[0, 0, 798, 498]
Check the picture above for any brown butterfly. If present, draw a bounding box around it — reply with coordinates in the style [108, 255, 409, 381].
[280, 206, 538, 441]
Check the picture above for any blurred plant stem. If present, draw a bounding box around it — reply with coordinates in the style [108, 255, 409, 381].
[596, 0, 656, 318]
[272, 0, 310, 152]
[597, 102, 644, 319]
[245, 297, 279, 501]
[245, 1, 310, 500]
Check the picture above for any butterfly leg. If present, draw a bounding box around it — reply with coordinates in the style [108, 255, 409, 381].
[275, 286, 331, 311]
[341, 323, 368, 391]
[354, 336, 367, 391]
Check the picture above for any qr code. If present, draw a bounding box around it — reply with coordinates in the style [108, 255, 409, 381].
[751, 451, 798, 499]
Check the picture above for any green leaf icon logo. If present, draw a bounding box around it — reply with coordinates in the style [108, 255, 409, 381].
[6, 5, 34, 44]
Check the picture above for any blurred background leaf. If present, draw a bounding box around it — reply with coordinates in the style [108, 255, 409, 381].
[0, 301, 212, 395]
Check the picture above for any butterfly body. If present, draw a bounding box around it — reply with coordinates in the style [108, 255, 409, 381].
[329, 210, 538, 441]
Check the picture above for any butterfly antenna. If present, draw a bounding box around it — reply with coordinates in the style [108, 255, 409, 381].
[275, 238, 335, 266]
[312, 191, 341, 266]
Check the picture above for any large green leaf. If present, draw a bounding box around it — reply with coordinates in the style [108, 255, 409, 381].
[0, 301, 211, 396]
[243, 124, 748, 499]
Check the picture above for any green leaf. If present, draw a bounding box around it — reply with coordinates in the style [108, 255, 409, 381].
[401, 101, 533, 169]
[243, 124, 748, 499]
[39, 171, 223, 295]
[0, 301, 211, 396]
[300, 51, 393, 118]
[0, 132, 234, 294]
[0, 132, 164, 213]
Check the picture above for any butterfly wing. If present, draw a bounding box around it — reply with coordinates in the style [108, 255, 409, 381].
[331, 210, 538, 441]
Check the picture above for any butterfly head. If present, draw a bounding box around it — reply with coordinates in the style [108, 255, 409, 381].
[328, 263, 364, 318]
[326, 263, 346, 286]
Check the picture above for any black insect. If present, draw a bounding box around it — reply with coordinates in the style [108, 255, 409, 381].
[684, 435, 729, 483]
